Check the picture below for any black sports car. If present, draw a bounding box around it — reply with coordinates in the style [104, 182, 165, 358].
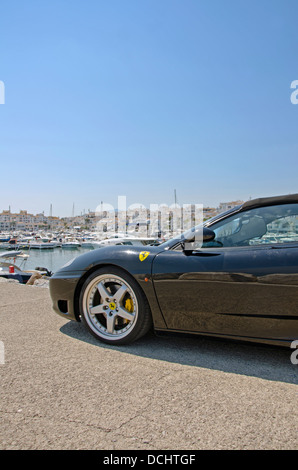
[49, 194, 298, 346]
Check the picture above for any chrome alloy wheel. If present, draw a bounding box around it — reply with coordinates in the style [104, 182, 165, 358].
[82, 274, 138, 341]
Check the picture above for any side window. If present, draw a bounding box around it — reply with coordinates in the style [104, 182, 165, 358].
[253, 214, 298, 245]
[203, 203, 298, 248]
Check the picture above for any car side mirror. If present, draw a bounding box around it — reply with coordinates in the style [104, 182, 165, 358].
[203, 228, 216, 242]
[181, 227, 216, 254]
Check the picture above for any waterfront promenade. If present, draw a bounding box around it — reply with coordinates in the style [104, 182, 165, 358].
[0, 280, 297, 450]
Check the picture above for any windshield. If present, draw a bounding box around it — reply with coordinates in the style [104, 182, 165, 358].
[159, 206, 240, 249]
[159, 224, 203, 249]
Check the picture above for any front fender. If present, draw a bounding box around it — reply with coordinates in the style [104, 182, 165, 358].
[54, 245, 167, 329]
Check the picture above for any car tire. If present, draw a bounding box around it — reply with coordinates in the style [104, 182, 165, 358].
[79, 266, 152, 345]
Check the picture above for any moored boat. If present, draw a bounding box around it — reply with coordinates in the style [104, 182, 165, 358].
[61, 237, 81, 249]
[0, 251, 51, 284]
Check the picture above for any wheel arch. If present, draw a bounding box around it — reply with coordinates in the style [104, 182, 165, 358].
[73, 262, 151, 322]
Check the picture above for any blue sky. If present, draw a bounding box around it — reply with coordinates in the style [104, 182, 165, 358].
[0, 0, 298, 217]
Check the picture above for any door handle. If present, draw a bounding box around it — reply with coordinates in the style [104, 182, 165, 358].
[192, 251, 222, 257]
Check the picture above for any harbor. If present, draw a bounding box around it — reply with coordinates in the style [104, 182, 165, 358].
[0, 198, 243, 281]
[0, 229, 163, 282]
[2, 216, 298, 284]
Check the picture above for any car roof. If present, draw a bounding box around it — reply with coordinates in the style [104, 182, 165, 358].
[240, 193, 298, 211]
[204, 193, 298, 228]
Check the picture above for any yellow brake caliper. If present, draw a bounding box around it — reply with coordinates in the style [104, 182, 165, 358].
[124, 297, 134, 323]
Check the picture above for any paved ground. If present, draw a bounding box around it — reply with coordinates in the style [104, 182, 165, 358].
[0, 281, 297, 450]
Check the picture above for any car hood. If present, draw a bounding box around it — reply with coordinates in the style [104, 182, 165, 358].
[55, 244, 167, 275]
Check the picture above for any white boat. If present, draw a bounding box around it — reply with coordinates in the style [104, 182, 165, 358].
[80, 240, 95, 248]
[0, 250, 27, 259]
[0, 251, 51, 284]
[0, 237, 20, 250]
[61, 237, 81, 249]
[0, 235, 10, 242]
[29, 238, 57, 249]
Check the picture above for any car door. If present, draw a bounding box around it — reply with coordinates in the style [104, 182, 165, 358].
[152, 203, 298, 341]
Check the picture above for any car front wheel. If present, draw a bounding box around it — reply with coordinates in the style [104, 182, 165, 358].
[79, 267, 152, 345]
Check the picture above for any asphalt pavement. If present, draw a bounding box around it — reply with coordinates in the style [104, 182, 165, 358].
[0, 281, 297, 450]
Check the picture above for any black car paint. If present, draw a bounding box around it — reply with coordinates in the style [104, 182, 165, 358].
[49, 244, 168, 329]
[152, 244, 298, 343]
[50, 195, 298, 346]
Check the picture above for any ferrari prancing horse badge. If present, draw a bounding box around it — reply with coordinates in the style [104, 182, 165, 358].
[139, 251, 150, 262]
